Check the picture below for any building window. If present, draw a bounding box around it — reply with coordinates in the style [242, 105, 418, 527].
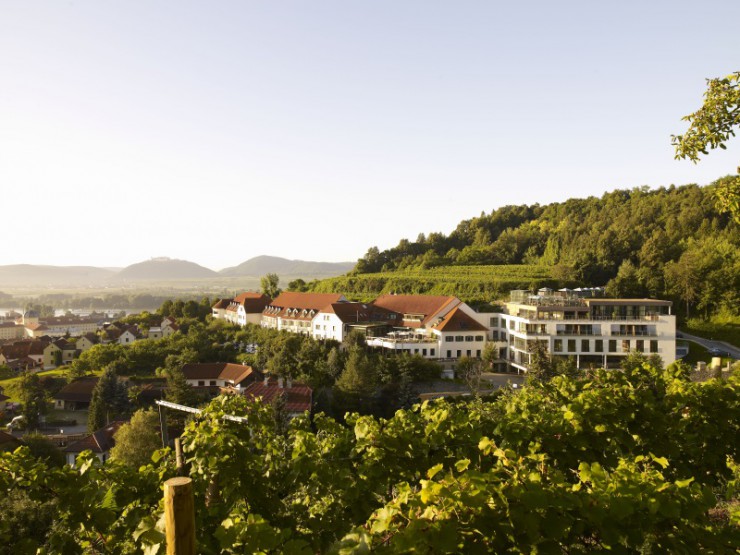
[554, 339, 563, 352]
[466, 350, 471, 357]
[210, 380, 217, 386]
[445, 336, 453, 342]
[431, 349, 435, 356]
[608, 340, 617, 353]
[490, 317, 498, 327]
[456, 336, 464, 341]
[422, 349, 427, 356]
[475, 335, 484, 341]
[447, 350, 452, 358]
[456, 350, 461, 357]
[650, 340, 658, 353]
[198, 381, 205, 386]
[595, 340, 603, 352]
[622, 340, 630, 353]
[509, 321, 515, 330]
[567, 339, 576, 352]
[636, 340, 644, 352]
[476, 349, 481, 357]
[581, 340, 590, 352]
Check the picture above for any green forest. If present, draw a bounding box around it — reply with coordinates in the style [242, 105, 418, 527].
[336, 180, 739, 318]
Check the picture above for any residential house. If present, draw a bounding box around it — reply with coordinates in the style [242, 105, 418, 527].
[63, 421, 125, 466]
[117, 325, 141, 345]
[225, 293, 272, 326]
[262, 292, 347, 335]
[76, 333, 100, 352]
[242, 377, 313, 418]
[180, 362, 262, 394]
[0, 340, 47, 370]
[43, 338, 78, 369]
[0, 321, 24, 341]
[54, 377, 99, 410]
[148, 327, 163, 340]
[161, 319, 179, 337]
[211, 299, 231, 320]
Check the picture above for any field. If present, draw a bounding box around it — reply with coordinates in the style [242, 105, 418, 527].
[309, 264, 559, 303]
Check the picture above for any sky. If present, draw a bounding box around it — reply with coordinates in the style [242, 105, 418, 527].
[1, 1, 739, 271]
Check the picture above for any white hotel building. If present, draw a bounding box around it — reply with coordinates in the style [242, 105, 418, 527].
[214, 290, 677, 372]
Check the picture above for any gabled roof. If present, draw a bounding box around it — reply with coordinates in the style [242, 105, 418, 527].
[78, 333, 100, 344]
[371, 295, 461, 328]
[54, 377, 99, 402]
[431, 306, 488, 332]
[242, 380, 312, 413]
[264, 292, 346, 320]
[64, 421, 125, 454]
[233, 293, 271, 314]
[212, 298, 231, 310]
[181, 363, 260, 385]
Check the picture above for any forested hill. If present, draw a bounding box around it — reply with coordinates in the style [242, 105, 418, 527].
[350, 179, 739, 316]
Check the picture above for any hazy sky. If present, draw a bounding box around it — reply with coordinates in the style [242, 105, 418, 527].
[2, 1, 739, 270]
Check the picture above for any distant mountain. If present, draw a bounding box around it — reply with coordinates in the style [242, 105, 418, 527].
[0, 264, 118, 287]
[219, 255, 355, 278]
[113, 258, 218, 281]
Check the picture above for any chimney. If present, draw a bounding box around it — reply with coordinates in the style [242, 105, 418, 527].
[278, 377, 284, 388]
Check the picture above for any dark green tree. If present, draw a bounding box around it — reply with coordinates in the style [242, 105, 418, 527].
[87, 367, 129, 432]
[17, 372, 47, 431]
[260, 273, 281, 299]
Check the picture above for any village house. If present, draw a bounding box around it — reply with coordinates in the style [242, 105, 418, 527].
[180, 362, 262, 394]
[117, 325, 142, 345]
[54, 377, 99, 410]
[0, 321, 24, 341]
[43, 338, 78, 369]
[76, 332, 100, 352]
[261, 292, 347, 335]
[0, 340, 47, 371]
[63, 421, 125, 466]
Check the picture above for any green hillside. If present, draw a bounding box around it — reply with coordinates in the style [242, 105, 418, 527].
[338, 180, 739, 315]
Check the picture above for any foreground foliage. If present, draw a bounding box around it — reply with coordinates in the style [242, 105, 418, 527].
[1, 362, 738, 553]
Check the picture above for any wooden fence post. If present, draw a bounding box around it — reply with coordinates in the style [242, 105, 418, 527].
[164, 477, 195, 555]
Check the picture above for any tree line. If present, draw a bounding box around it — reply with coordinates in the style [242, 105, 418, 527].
[350, 181, 739, 318]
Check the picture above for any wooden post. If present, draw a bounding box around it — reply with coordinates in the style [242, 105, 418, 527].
[174, 438, 184, 474]
[164, 477, 195, 555]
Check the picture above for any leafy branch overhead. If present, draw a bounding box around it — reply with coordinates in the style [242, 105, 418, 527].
[672, 71, 740, 222]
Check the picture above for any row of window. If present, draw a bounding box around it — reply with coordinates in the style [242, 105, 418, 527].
[444, 335, 485, 342]
[553, 338, 659, 354]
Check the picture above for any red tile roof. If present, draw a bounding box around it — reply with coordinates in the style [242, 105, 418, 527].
[242, 379, 313, 413]
[64, 421, 125, 454]
[431, 306, 488, 332]
[181, 363, 260, 385]
[264, 292, 346, 321]
[371, 295, 461, 328]
[55, 377, 99, 403]
[212, 298, 231, 310]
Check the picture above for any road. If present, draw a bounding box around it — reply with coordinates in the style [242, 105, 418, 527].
[677, 331, 740, 360]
